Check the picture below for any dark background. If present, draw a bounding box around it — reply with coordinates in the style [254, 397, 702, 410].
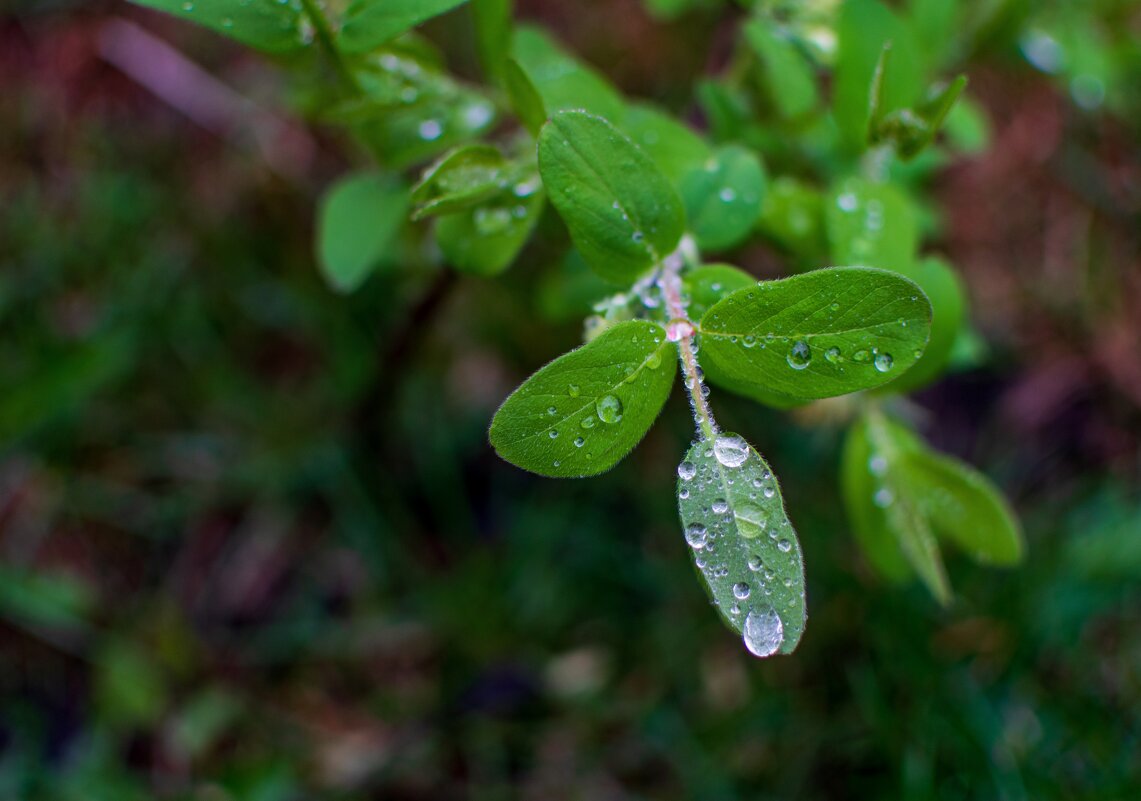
[1, 1, 1139, 798]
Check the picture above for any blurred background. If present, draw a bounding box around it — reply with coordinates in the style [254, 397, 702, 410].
[1, 0, 1140, 798]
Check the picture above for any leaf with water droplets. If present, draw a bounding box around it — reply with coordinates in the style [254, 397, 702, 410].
[676, 434, 806, 656]
[756, 177, 828, 265]
[411, 145, 508, 220]
[129, 0, 306, 53]
[826, 177, 919, 274]
[698, 267, 932, 406]
[316, 171, 409, 293]
[339, 0, 471, 54]
[680, 144, 767, 252]
[538, 111, 686, 283]
[490, 321, 676, 477]
[743, 18, 820, 120]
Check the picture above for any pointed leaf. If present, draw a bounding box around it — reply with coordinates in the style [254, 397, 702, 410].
[698, 267, 932, 404]
[504, 58, 547, 137]
[539, 111, 686, 282]
[316, 171, 409, 293]
[744, 18, 819, 119]
[681, 144, 767, 252]
[677, 434, 806, 656]
[472, 0, 512, 83]
[129, 0, 306, 53]
[840, 421, 912, 580]
[411, 145, 508, 220]
[511, 27, 625, 120]
[339, 0, 470, 54]
[490, 321, 676, 477]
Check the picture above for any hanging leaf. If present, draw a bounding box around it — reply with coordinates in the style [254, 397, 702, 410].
[490, 321, 676, 477]
[511, 26, 626, 121]
[744, 18, 820, 119]
[676, 433, 806, 656]
[504, 58, 547, 136]
[681, 144, 767, 252]
[411, 145, 508, 220]
[316, 171, 409, 293]
[434, 168, 544, 276]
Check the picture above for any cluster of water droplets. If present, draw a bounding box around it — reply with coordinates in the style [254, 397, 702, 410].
[676, 434, 804, 658]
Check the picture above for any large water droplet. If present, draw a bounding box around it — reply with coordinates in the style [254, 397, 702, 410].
[777, 538, 792, 553]
[732, 582, 751, 600]
[787, 340, 812, 370]
[713, 435, 749, 468]
[711, 498, 728, 514]
[678, 461, 697, 480]
[874, 352, 894, 372]
[573, 437, 585, 448]
[418, 119, 443, 141]
[596, 395, 623, 424]
[743, 607, 784, 658]
[568, 384, 581, 397]
[685, 523, 708, 549]
[874, 488, 894, 508]
[735, 503, 767, 538]
[868, 455, 888, 476]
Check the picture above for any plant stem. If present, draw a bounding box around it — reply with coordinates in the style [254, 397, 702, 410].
[298, 0, 361, 94]
[658, 239, 718, 442]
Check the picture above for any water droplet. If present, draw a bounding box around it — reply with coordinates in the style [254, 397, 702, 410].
[712, 498, 728, 514]
[824, 346, 842, 364]
[685, 523, 708, 549]
[181, 1, 194, 10]
[733, 582, 751, 600]
[462, 102, 493, 130]
[837, 192, 858, 212]
[679, 487, 690, 499]
[547, 406, 557, 415]
[646, 350, 662, 369]
[568, 384, 581, 397]
[748, 555, 764, 571]
[777, 538, 792, 553]
[713, 435, 749, 468]
[868, 455, 888, 476]
[632, 231, 645, 243]
[743, 608, 784, 658]
[762, 486, 776, 499]
[548, 430, 558, 439]
[596, 395, 623, 424]
[786, 340, 812, 370]
[852, 349, 871, 363]
[874, 488, 894, 508]
[678, 461, 697, 481]
[580, 416, 595, 430]
[573, 437, 585, 448]
[719, 187, 737, 203]
[874, 352, 894, 372]
[418, 119, 443, 141]
[473, 206, 512, 235]
[735, 503, 767, 538]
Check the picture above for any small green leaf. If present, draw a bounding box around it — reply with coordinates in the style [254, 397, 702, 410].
[411, 145, 507, 220]
[902, 448, 1024, 565]
[538, 111, 686, 282]
[825, 176, 919, 273]
[339, 0, 470, 54]
[677, 434, 806, 656]
[871, 75, 967, 159]
[435, 171, 545, 276]
[681, 144, 766, 251]
[504, 58, 547, 137]
[316, 171, 409, 293]
[128, 0, 306, 53]
[756, 176, 828, 264]
[682, 263, 755, 322]
[698, 267, 932, 405]
[490, 321, 676, 477]
[841, 421, 912, 581]
[620, 104, 711, 187]
[511, 26, 626, 121]
[744, 18, 819, 119]
[472, 0, 512, 83]
[944, 94, 991, 154]
[880, 256, 965, 394]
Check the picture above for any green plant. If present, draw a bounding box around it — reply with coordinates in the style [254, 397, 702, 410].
[128, 0, 1023, 657]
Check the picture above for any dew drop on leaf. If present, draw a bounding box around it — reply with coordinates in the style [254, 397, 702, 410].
[712, 498, 729, 514]
[732, 582, 751, 600]
[874, 352, 894, 372]
[573, 437, 585, 448]
[568, 384, 581, 397]
[777, 538, 792, 553]
[874, 488, 894, 507]
[678, 461, 697, 480]
[734, 503, 768, 538]
[596, 394, 623, 423]
[786, 340, 812, 370]
[743, 607, 784, 658]
[824, 346, 842, 364]
[685, 523, 709, 549]
[713, 435, 749, 468]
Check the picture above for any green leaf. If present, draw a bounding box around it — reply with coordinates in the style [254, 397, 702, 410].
[825, 176, 919, 273]
[756, 176, 828, 264]
[871, 74, 968, 160]
[682, 263, 756, 322]
[833, 0, 924, 152]
[841, 421, 912, 581]
[944, 93, 990, 154]
[851, 413, 951, 603]
[435, 171, 545, 276]
[511, 26, 626, 121]
[680, 144, 766, 252]
[538, 111, 686, 282]
[472, 0, 512, 83]
[619, 104, 711, 187]
[411, 145, 508, 219]
[316, 171, 409, 293]
[339, 0, 471, 54]
[504, 58, 547, 137]
[744, 18, 819, 119]
[490, 321, 676, 477]
[676, 434, 806, 656]
[901, 448, 1024, 566]
[879, 256, 965, 394]
[128, 0, 306, 53]
[698, 267, 932, 405]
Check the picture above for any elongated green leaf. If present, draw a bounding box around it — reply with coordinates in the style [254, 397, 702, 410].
[825, 176, 919, 273]
[435, 173, 544, 276]
[841, 421, 912, 580]
[871, 74, 968, 159]
[316, 172, 409, 293]
[411, 145, 507, 220]
[677, 434, 806, 656]
[682, 263, 755, 322]
[698, 267, 932, 404]
[129, 0, 306, 53]
[880, 256, 964, 393]
[744, 19, 819, 119]
[539, 111, 686, 282]
[681, 144, 766, 252]
[902, 449, 1024, 565]
[339, 0, 470, 54]
[472, 0, 512, 83]
[490, 321, 676, 477]
[504, 58, 547, 137]
[511, 27, 626, 121]
[619, 104, 711, 187]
